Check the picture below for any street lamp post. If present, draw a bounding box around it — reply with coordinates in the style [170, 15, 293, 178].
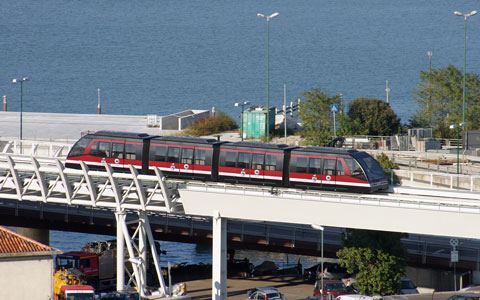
[312, 224, 324, 299]
[257, 12, 279, 142]
[454, 10, 477, 127]
[12, 77, 30, 142]
[234, 101, 250, 141]
[427, 51, 433, 113]
[450, 122, 466, 188]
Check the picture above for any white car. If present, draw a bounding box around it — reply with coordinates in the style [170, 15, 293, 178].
[247, 287, 287, 300]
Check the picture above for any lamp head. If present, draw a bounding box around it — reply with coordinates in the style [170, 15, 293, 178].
[454, 11, 463, 16]
[12, 79, 18, 83]
[450, 124, 457, 129]
[468, 10, 478, 17]
[459, 122, 467, 127]
[22, 77, 30, 82]
[234, 103, 239, 107]
[269, 12, 279, 19]
[244, 101, 251, 105]
[257, 13, 265, 18]
[311, 224, 324, 231]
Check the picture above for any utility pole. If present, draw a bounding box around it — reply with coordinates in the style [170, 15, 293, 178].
[385, 80, 390, 104]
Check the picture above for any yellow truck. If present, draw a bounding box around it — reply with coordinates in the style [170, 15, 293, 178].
[53, 268, 95, 300]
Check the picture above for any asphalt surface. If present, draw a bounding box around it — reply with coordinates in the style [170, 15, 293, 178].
[182, 277, 480, 300]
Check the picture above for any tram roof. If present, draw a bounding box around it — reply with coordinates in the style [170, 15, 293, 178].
[91, 131, 153, 139]
[153, 136, 219, 144]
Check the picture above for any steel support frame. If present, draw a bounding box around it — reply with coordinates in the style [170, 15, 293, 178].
[0, 155, 173, 297]
[105, 164, 168, 297]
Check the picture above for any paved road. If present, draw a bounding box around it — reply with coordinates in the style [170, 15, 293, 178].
[0, 111, 177, 141]
[181, 277, 480, 300]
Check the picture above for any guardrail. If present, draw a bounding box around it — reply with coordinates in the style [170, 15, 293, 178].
[389, 169, 480, 191]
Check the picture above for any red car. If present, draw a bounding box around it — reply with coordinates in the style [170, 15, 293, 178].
[313, 280, 351, 298]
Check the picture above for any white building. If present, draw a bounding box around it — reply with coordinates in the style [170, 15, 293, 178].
[0, 226, 61, 299]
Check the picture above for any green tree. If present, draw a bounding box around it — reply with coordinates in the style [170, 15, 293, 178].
[337, 247, 404, 295]
[412, 65, 480, 138]
[337, 229, 407, 295]
[298, 88, 343, 146]
[347, 98, 401, 136]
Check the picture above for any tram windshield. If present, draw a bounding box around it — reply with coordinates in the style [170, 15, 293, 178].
[354, 152, 386, 181]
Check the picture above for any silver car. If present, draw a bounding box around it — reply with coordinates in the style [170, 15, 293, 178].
[247, 287, 287, 300]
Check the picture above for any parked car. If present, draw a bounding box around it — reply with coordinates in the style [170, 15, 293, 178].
[313, 280, 353, 298]
[447, 295, 480, 300]
[304, 263, 349, 282]
[400, 277, 419, 294]
[247, 287, 287, 300]
[100, 291, 146, 300]
[335, 295, 380, 300]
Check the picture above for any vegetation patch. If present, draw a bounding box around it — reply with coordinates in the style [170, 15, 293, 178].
[182, 111, 237, 137]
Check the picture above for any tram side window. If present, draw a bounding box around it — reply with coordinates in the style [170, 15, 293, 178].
[125, 143, 139, 160]
[345, 158, 366, 181]
[308, 158, 323, 175]
[225, 151, 236, 168]
[252, 154, 264, 170]
[194, 149, 206, 165]
[294, 157, 308, 173]
[323, 159, 336, 176]
[111, 142, 124, 159]
[152, 146, 168, 161]
[265, 154, 276, 171]
[336, 159, 345, 176]
[69, 138, 92, 157]
[238, 152, 250, 169]
[181, 148, 194, 164]
[167, 147, 180, 163]
[96, 142, 111, 158]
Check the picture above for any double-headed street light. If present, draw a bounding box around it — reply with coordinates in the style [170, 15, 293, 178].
[234, 101, 250, 141]
[453, 10, 477, 128]
[12, 77, 30, 141]
[257, 12, 279, 142]
[449, 122, 466, 188]
[311, 224, 324, 298]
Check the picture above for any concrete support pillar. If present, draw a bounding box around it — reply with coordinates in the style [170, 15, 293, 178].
[212, 210, 227, 300]
[16, 227, 49, 245]
[115, 211, 126, 292]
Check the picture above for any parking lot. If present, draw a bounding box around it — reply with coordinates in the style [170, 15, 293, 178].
[182, 276, 480, 300]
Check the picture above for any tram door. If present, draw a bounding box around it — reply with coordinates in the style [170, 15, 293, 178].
[110, 141, 125, 168]
[322, 158, 337, 189]
[251, 152, 265, 181]
[308, 157, 323, 189]
[237, 151, 252, 181]
[166, 146, 181, 176]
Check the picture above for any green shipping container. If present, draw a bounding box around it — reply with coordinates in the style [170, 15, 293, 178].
[241, 106, 275, 139]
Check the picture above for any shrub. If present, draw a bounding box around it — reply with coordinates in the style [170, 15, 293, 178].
[376, 153, 398, 169]
[183, 112, 237, 137]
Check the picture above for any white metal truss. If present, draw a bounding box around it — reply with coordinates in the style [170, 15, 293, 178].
[0, 154, 180, 296]
[1, 139, 72, 157]
[0, 155, 182, 212]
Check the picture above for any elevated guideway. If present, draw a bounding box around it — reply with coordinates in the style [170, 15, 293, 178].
[179, 181, 480, 240]
[2, 145, 480, 299]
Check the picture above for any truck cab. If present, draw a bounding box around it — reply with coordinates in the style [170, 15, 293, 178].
[59, 285, 95, 300]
